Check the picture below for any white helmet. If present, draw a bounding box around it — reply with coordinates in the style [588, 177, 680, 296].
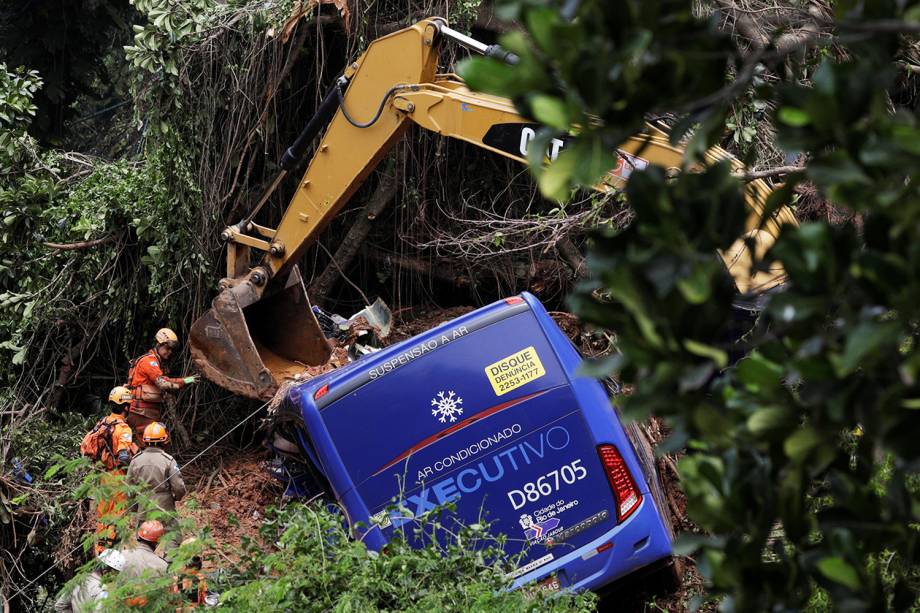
[98, 548, 126, 572]
[155, 328, 179, 346]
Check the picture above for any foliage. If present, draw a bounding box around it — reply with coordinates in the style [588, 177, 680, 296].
[463, 0, 920, 611]
[213, 503, 596, 612]
[48, 488, 596, 612]
[460, 0, 734, 199]
[6, 411, 94, 476]
[125, 0, 305, 128]
[0, 63, 41, 164]
[2, 410, 93, 538]
[0, 152, 203, 386]
[125, 0, 213, 80]
[0, 0, 136, 141]
[0, 411, 96, 608]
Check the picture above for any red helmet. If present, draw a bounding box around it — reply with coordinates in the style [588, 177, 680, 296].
[137, 520, 165, 544]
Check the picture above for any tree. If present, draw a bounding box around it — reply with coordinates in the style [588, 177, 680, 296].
[0, 0, 134, 142]
[462, 1, 920, 609]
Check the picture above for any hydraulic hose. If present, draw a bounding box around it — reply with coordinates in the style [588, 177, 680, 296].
[484, 44, 519, 66]
[337, 83, 406, 129]
[234, 77, 348, 230]
[280, 77, 348, 171]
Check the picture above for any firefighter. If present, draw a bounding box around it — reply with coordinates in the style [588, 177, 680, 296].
[53, 548, 125, 612]
[82, 386, 139, 554]
[121, 521, 168, 577]
[120, 521, 169, 607]
[126, 423, 186, 552]
[127, 328, 198, 443]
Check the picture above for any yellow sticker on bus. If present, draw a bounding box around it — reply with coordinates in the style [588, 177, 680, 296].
[485, 346, 546, 396]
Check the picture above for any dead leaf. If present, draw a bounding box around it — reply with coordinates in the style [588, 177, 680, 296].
[278, 0, 351, 43]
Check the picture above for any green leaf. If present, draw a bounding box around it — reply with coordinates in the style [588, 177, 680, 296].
[737, 353, 784, 392]
[834, 321, 899, 376]
[676, 265, 712, 304]
[457, 58, 517, 97]
[816, 557, 861, 590]
[12, 345, 26, 365]
[525, 7, 560, 55]
[747, 407, 790, 435]
[529, 95, 570, 131]
[778, 107, 811, 127]
[538, 150, 577, 200]
[683, 339, 728, 368]
[784, 427, 821, 463]
[44, 463, 63, 479]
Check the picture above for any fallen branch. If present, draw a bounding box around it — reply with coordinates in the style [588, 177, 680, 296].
[555, 237, 586, 278]
[735, 165, 804, 181]
[43, 234, 119, 251]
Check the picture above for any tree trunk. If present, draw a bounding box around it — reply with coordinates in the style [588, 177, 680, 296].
[556, 236, 586, 278]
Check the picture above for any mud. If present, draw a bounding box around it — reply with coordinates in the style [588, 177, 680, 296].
[179, 447, 281, 556]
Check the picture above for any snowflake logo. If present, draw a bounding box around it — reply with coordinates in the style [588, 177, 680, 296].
[431, 390, 464, 423]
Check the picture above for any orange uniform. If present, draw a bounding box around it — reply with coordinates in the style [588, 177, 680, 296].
[127, 349, 186, 441]
[93, 413, 138, 553]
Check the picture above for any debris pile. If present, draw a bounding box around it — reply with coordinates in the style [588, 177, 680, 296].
[179, 448, 281, 553]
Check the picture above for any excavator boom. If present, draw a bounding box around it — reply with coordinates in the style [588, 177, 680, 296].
[190, 18, 798, 400]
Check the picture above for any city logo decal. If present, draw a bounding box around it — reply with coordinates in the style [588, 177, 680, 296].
[519, 513, 560, 542]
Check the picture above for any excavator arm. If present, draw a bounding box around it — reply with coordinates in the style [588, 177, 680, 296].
[190, 17, 798, 400]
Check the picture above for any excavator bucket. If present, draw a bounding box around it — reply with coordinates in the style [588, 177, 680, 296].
[189, 267, 332, 400]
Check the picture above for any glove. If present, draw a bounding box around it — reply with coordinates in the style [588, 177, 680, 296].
[116, 450, 131, 466]
[183, 375, 198, 385]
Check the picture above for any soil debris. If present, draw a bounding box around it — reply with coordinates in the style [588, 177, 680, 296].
[179, 447, 281, 555]
[387, 306, 476, 343]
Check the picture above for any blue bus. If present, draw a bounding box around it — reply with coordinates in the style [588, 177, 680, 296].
[269, 292, 674, 593]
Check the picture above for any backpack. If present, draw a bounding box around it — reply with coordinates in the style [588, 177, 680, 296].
[80, 418, 117, 466]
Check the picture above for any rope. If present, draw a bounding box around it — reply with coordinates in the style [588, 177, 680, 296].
[6, 399, 271, 605]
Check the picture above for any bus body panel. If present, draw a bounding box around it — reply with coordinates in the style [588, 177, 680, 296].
[289, 293, 673, 591]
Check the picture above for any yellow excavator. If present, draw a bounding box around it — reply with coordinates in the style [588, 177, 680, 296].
[189, 17, 798, 400]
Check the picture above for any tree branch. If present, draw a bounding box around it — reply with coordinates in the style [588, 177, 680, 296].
[43, 234, 119, 251]
[716, 0, 769, 48]
[556, 237, 586, 278]
[735, 165, 805, 181]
